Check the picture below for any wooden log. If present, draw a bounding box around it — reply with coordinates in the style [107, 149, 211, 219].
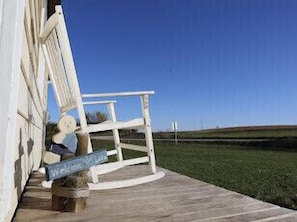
[51, 133, 101, 212]
[76, 133, 89, 156]
[51, 175, 89, 212]
[51, 153, 76, 212]
[43, 151, 61, 164]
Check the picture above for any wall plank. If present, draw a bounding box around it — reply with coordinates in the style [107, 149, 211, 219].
[1, 0, 48, 220]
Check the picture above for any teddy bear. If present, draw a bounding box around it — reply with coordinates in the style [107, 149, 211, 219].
[39, 115, 78, 186]
[49, 115, 78, 155]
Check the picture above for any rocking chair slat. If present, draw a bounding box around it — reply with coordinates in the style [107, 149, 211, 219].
[82, 91, 155, 98]
[39, 12, 59, 43]
[120, 143, 148, 152]
[86, 118, 144, 133]
[82, 100, 116, 106]
[93, 157, 150, 175]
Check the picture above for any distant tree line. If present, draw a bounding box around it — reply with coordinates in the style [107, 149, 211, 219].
[45, 111, 107, 148]
[45, 111, 139, 148]
[85, 111, 107, 124]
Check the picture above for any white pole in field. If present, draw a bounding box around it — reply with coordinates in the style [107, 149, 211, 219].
[172, 121, 178, 145]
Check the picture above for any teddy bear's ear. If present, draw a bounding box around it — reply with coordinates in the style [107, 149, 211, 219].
[57, 115, 77, 134]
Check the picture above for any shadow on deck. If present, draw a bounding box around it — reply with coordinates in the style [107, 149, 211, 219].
[13, 166, 297, 222]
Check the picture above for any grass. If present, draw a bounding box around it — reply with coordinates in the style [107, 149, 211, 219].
[154, 126, 297, 139]
[154, 142, 297, 210]
[93, 139, 297, 210]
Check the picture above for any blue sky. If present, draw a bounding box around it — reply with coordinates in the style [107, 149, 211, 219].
[48, 0, 297, 131]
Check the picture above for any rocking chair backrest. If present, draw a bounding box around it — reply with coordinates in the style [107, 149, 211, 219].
[40, 6, 88, 129]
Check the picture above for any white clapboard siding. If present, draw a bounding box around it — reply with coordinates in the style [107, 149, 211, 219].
[24, 0, 38, 74]
[0, 0, 48, 221]
[19, 0, 47, 166]
[19, 35, 45, 128]
[0, 0, 26, 221]
[41, 73, 49, 109]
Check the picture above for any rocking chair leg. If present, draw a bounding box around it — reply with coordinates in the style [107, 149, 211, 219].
[145, 127, 156, 174]
[141, 95, 157, 174]
[107, 103, 123, 161]
[90, 166, 99, 183]
[86, 134, 99, 183]
[112, 129, 123, 161]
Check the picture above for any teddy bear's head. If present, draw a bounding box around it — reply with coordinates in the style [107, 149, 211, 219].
[57, 115, 76, 134]
[53, 115, 77, 144]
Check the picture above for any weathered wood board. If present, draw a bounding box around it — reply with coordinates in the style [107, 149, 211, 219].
[14, 166, 297, 222]
[45, 149, 107, 181]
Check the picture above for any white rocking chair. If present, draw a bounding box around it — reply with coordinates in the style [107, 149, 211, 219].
[40, 5, 164, 190]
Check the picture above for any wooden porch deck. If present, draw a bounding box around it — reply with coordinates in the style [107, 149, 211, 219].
[13, 166, 297, 222]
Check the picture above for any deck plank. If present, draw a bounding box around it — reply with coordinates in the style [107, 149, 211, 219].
[13, 166, 297, 222]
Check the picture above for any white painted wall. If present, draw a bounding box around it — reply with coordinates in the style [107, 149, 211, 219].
[0, 0, 25, 221]
[0, 0, 48, 221]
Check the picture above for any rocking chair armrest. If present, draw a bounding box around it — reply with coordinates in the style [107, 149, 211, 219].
[82, 100, 117, 106]
[81, 91, 155, 98]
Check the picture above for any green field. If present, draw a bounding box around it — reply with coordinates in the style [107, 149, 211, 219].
[153, 125, 297, 139]
[92, 126, 297, 210]
[153, 142, 297, 210]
